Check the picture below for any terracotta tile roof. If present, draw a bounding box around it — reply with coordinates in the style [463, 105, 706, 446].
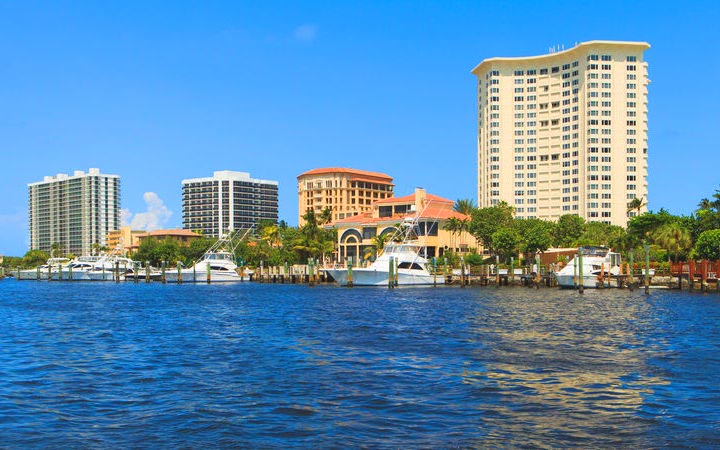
[136, 229, 201, 238]
[297, 167, 393, 181]
[374, 192, 453, 205]
[333, 209, 469, 226]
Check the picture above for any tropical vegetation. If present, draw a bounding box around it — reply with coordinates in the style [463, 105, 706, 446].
[4, 187, 720, 270]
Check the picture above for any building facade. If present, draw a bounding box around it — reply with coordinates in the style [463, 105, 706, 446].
[333, 188, 477, 264]
[28, 168, 120, 256]
[182, 171, 278, 237]
[472, 40, 649, 227]
[297, 168, 394, 226]
[106, 226, 145, 254]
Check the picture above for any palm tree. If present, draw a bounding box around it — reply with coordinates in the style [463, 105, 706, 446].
[261, 225, 282, 248]
[364, 232, 391, 261]
[457, 217, 470, 249]
[652, 222, 692, 262]
[698, 198, 713, 211]
[319, 207, 333, 225]
[453, 198, 477, 216]
[627, 196, 646, 216]
[443, 217, 460, 250]
[50, 242, 62, 258]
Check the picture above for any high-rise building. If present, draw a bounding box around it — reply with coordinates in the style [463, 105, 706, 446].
[28, 168, 120, 256]
[472, 40, 649, 227]
[297, 168, 394, 226]
[182, 170, 278, 237]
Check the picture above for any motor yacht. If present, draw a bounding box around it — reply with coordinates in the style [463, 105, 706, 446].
[554, 246, 622, 288]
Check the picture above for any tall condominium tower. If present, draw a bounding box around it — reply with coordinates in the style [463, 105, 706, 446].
[182, 170, 279, 237]
[472, 41, 649, 227]
[297, 168, 394, 226]
[28, 168, 120, 256]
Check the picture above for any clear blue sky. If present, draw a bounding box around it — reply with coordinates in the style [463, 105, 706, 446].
[1, 0, 718, 256]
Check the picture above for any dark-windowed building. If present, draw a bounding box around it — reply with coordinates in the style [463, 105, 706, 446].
[182, 171, 278, 237]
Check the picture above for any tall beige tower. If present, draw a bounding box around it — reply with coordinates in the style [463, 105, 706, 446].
[472, 41, 649, 227]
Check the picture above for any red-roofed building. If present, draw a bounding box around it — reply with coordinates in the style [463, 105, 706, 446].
[297, 167, 394, 226]
[333, 188, 479, 263]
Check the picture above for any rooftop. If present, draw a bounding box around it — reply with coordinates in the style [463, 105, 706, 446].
[136, 229, 202, 238]
[471, 40, 651, 74]
[297, 167, 393, 181]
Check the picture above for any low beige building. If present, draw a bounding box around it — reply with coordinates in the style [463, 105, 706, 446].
[106, 226, 145, 255]
[107, 227, 202, 255]
[333, 188, 478, 264]
[297, 168, 394, 226]
[135, 229, 202, 247]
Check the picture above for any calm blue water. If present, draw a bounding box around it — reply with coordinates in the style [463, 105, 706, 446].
[1, 279, 719, 448]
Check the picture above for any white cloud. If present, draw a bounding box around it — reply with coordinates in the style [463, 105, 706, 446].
[125, 192, 172, 231]
[120, 209, 133, 227]
[293, 24, 318, 42]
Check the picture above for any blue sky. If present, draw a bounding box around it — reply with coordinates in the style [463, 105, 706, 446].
[1, 0, 718, 256]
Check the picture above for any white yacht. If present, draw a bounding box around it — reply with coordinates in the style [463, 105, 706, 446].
[16, 258, 71, 280]
[165, 228, 251, 283]
[555, 246, 622, 288]
[165, 251, 243, 283]
[49, 256, 102, 281]
[86, 256, 136, 281]
[326, 242, 436, 286]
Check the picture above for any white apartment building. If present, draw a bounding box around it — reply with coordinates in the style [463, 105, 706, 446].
[182, 170, 279, 237]
[472, 40, 649, 227]
[28, 168, 120, 256]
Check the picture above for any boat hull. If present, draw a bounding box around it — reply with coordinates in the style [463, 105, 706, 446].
[17, 270, 48, 280]
[556, 274, 615, 289]
[164, 270, 243, 283]
[326, 268, 435, 286]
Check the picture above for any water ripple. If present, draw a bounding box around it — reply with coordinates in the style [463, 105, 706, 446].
[0, 280, 719, 447]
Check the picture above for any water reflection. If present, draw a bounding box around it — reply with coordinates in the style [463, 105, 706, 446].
[465, 290, 666, 447]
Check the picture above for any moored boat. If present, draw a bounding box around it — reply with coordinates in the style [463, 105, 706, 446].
[165, 228, 251, 283]
[326, 242, 435, 286]
[554, 246, 622, 288]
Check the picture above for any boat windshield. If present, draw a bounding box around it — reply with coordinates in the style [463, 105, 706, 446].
[384, 244, 420, 254]
[581, 246, 609, 257]
[204, 252, 233, 261]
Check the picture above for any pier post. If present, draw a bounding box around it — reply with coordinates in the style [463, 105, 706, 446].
[48, 265, 51, 281]
[308, 258, 315, 287]
[161, 261, 166, 284]
[578, 248, 584, 294]
[206, 262, 211, 284]
[145, 261, 150, 283]
[347, 257, 354, 287]
[510, 257, 514, 286]
[68, 264, 73, 281]
[495, 255, 500, 288]
[644, 244, 650, 295]
[573, 254, 577, 290]
[629, 250, 635, 290]
[388, 256, 394, 289]
[115, 261, 120, 283]
[177, 262, 183, 285]
[432, 257, 437, 287]
[193, 264, 196, 283]
[394, 257, 399, 287]
[134, 262, 138, 283]
[36, 267, 40, 281]
[461, 257, 466, 288]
